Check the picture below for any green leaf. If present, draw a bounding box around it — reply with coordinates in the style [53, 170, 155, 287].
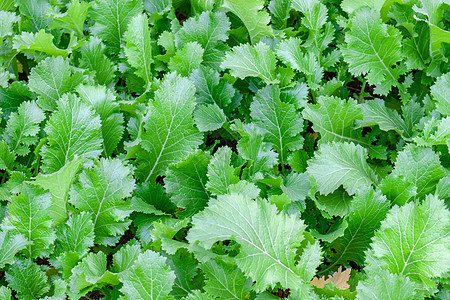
[403, 21, 431, 70]
[0, 142, 15, 171]
[125, 13, 153, 85]
[1, 185, 56, 258]
[165, 150, 210, 218]
[69, 251, 119, 296]
[90, 0, 143, 54]
[188, 193, 318, 292]
[222, 0, 273, 43]
[303, 95, 364, 144]
[119, 250, 176, 299]
[250, 85, 304, 165]
[356, 270, 422, 300]
[132, 182, 176, 215]
[13, 29, 76, 58]
[205, 146, 239, 195]
[28, 56, 84, 111]
[339, 0, 385, 15]
[0, 230, 28, 268]
[341, 8, 405, 95]
[79, 37, 116, 86]
[31, 157, 84, 225]
[3, 101, 45, 156]
[136, 74, 202, 183]
[234, 122, 278, 178]
[41, 93, 102, 173]
[276, 37, 325, 90]
[413, 117, 450, 147]
[5, 259, 50, 300]
[307, 142, 378, 195]
[357, 98, 413, 139]
[76, 84, 124, 156]
[0, 286, 11, 300]
[176, 11, 230, 70]
[291, 0, 327, 32]
[55, 211, 94, 257]
[379, 174, 417, 206]
[189, 65, 235, 113]
[281, 172, 310, 203]
[390, 144, 445, 199]
[202, 260, 252, 299]
[366, 195, 450, 289]
[112, 243, 141, 274]
[314, 187, 352, 217]
[269, 0, 291, 29]
[325, 188, 390, 272]
[69, 158, 135, 245]
[48, 0, 92, 36]
[169, 42, 205, 77]
[430, 72, 449, 116]
[194, 103, 226, 132]
[15, 0, 51, 32]
[0, 11, 19, 38]
[221, 42, 279, 84]
[167, 249, 203, 298]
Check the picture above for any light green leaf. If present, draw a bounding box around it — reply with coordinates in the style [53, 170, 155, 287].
[79, 37, 116, 86]
[41, 93, 102, 173]
[205, 146, 239, 195]
[188, 193, 318, 292]
[357, 98, 413, 139]
[269, 0, 291, 29]
[32, 157, 84, 225]
[15, 0, 51, 32]
[222, 0, 273, 43]
[276, 37, 323, 89]
[3, 101, 45, 156]
[291, 0, 327, 31]
[28, 56, 84, 111]
[251, 85, 304, 165]
[303, 95, 364, 144]
[69, 251, 119, 295]
[340, 0, 385, 15]
[143, 0, 172, 14]
[0, 286, 11, 300]
[48, 0, 92, 35]
[307, 142, 378, 195]
[112, 243, 141, 274]
[1, 185, 56, 258]
[176, 11, 230, 69]
[136, 74, 202, 183]
[194, 103, 226, 132]
[5, 259, 50, 300]
[234, 122, 278, 178]
[90, 0, 143, 54]
[189, 66, 235, 113]
[366, 195, 450, 289]
[379, 174, 417, 206]
[221, 42, 279, 84]
[314, 187, 352, 217]
[76, 84, 124, 156]
[55, 212, 94, 257]
[430, 72, 449, 116]
[69, 158, 135, 245]
[356, 270, 422, 300]
[390, 144, 445, 199]
[13, 30, 76, 58]
[0, 142, 14, 171]
[403, 21, 430, 70]
[119, 250, 176, 299]
[325, 188, 390, 273]
[169, 42, 204, 77]
[165, 150, 210, 218]
[125, 13, 153, 85]
[414, 117, 450, 147]
[281, 172, 310, 203]
[0, 11, 19, 38]
[0, 230, 28, 268]
[202, 260, 252, 299]
[341, 8, 405, 95]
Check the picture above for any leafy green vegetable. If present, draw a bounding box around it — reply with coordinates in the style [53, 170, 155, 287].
[1, 0, 449, 298]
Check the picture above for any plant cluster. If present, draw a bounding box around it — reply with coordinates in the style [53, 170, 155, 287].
[0, 0, 449, 299]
